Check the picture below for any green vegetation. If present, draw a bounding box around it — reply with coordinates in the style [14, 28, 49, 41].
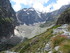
[12, 29, 53, 53]
[50, 31, 70, 53]
[59, 40, 70, 53]
[0, 17, 14, 24]
[52, 49, 58, 53]
[1, 24, 70, 53]
[68, 24, 70, 31]
[1, 6, 70, 53]
[9, 25, 60, 53]
[51, 25, 61, 29]
[51, 35, 67, 48]
[0, 7, 14, 24]
[4, 17, 14, 22]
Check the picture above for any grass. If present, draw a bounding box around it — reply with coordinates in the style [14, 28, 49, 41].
[51, 35, 67, 48]
[18, 29, 53, 53]
[50, 33, 70, 53]
[9, 25, 59, 53]
[51, 25, 61, 29]
[0, 25, 60, 53]
[68, 24, 70, 31]
[0, 17, 14, 24]
[52, 49, 58, 53]
[59, 39, 70, 53]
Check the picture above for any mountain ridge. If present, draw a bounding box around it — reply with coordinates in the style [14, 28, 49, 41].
[16, 4, 70, 25]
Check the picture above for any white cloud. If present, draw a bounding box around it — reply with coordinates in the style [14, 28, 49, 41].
[13, 4, 22, 11]
[51, 0, 70, 11]
[10, 0, 70, 12]
[10, 0, 49, 12]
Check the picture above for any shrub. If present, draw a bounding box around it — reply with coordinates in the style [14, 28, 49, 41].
[0, 17, 14, 23]
[52, 25, 61, 29]
[51, 35, 67, 48]
[52, 49, 58, 53]
[59, 40, 70, 53]
[68, 25, 70, 31]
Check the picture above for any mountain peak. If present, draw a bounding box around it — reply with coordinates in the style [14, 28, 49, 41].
[16, 4, 70, 25]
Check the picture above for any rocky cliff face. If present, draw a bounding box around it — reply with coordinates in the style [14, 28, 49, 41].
[0, 0, 20, 51]
[0, 0, 17, 25]
[0, 0, 18, 49]
[56, 8, 70, 25]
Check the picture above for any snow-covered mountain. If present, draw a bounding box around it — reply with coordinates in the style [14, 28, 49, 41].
[16, 8, 48, 25]
[16, 4, 70, 25]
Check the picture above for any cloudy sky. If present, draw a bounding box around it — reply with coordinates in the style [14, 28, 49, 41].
[10, 0, 70, 12]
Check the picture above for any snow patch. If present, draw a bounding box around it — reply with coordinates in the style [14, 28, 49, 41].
[23, 9, 26, 11]
[36, 11, 41, 18]
[29, 8, 34, 11]
[24, 23, 27, 26]
[27, 12, 29, 15]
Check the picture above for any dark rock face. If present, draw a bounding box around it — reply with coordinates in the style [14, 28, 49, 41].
[56, 8, 70, 25]
[0, 0, 18, 51]
[0, 0, 17, 38]
[0, 0, 17, 25]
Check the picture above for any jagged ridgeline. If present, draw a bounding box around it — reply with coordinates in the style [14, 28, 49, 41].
[56, 8, 70, 25]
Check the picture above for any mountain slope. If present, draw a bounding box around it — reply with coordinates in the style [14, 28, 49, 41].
[16, 4, 70, 25]
[5, 25, 60, 53]
[56, 8, 70, 25]
[1, 4, 70, 53]
[16, 8, 47, 25]
[2, 24, 70, 53]
[0, 0, 18, 51]
[5, 11, 70, 52]
[5, 6, 70, 53]
[40, 4, 70, 27]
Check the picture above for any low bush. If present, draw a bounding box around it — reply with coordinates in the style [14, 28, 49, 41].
[51, 35, 67, 48]
[59, 40, 70, 53]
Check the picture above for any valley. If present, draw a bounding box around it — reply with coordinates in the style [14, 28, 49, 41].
[0, 0, 70, 53]
[14, 23, 54, 39]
